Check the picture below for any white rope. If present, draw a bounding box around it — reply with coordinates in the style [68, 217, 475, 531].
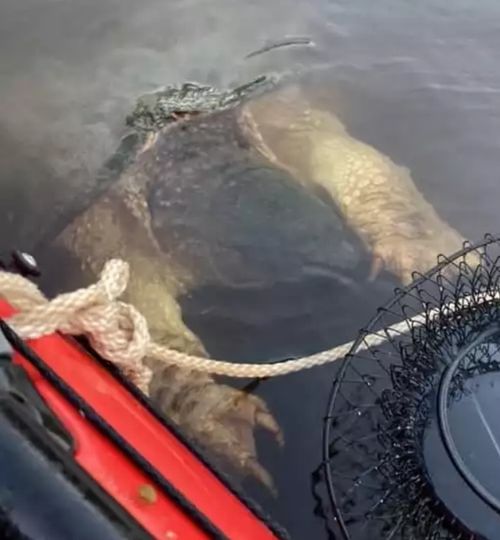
[0, 259, 498, 389]
[0, 260, 152, 393]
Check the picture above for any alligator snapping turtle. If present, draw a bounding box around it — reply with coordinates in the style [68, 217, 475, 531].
[42, 76, 472, 491]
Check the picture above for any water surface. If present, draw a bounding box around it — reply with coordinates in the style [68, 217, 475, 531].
[1, 1, 500, 538]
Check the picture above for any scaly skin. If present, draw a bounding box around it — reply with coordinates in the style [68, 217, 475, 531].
[244, 85, 478, 284]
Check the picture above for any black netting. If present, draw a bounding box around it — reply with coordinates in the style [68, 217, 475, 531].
[315, 234, 500, 540]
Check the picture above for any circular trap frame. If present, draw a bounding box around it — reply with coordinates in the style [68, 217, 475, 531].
[321, 234, 500, 540]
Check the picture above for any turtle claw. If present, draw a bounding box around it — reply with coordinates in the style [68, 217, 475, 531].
[247, 457, 278, 497]
[372, 237, 436, 285]
[256, 410, 284, 447]
[233, 390, 284, 448]
[159, 381, 282, 495]
[371, 232, 479, 286]
[368, 255, 385, 282]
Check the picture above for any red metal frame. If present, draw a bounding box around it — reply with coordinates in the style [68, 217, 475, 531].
[0, 299, 278, 540]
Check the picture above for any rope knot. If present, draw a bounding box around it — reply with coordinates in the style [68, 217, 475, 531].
[1, 259, 152, 393]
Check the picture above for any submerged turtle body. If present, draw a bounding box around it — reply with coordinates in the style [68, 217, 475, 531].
[49, 78, 475, 492]
[52, 83, 367, 491]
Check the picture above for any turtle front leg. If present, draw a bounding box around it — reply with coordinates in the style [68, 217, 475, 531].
[243, 86, 477, 284]
[126, 266, 283, 492]
[121, 229, 283, 493]
[304, 135, 478, 284]
[129, 274, 283, 493]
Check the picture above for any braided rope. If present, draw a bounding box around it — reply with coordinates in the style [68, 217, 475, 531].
[1, 259, 497, 389]
[0, 260, 152, 392]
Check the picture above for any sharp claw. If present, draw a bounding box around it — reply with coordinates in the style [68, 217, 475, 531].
[247, 458, 278, 497]
[256, 411, 284, 447]
[368, 254, 384, 281]
[178, 386, 281, 495]
[401, 271, 414, 286]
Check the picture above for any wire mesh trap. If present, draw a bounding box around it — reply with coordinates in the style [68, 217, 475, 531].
[318, 234, 500, 540]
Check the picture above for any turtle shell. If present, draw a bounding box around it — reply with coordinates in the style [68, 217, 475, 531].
[143, 105, 365, 290]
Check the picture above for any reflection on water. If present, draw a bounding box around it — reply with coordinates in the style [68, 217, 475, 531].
[2, 1, 500, 538]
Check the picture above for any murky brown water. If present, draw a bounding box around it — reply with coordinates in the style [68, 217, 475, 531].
[2, 1, 500, 538]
